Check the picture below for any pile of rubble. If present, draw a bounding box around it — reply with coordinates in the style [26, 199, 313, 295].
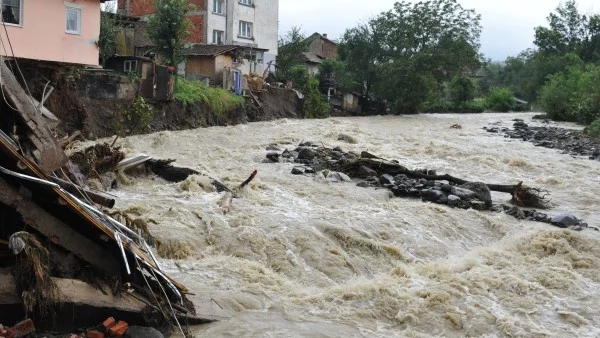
[263, 140, 593, 231]
[0, 62, 219, 335]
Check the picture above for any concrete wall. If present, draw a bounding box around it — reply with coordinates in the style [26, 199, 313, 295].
[0, 0, 102, 66]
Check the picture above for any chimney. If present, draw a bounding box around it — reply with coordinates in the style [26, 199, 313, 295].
[323, 33, 328, 38]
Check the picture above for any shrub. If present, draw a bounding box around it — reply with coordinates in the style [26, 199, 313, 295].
[174, 77, 244, 117]
[288, 65, 310, 90]
[540, 65, 600, 124]
[303, 76, 331, 119]
[458, 99, 487, 113]
[120, 96, 154, 133]
[487, 87, 515, 112]
[587, 118, 600, 138]
[449, 75, 476, 107]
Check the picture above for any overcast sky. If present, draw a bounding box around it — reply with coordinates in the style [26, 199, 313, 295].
[279, 0, 598, 61]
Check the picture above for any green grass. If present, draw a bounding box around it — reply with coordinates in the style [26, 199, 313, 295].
[174, 77, 245, 116]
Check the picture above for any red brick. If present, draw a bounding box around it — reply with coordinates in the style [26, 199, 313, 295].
[185, 14, 206, 44]
[189, 0, 207, 11]
[108, 321, 128, 338]
[102, 317, 116, 330]
[86, 330, 105, 338]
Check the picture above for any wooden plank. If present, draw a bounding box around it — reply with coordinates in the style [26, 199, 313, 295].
[0, 177, 120, 276]
[0, 62, 67, 173]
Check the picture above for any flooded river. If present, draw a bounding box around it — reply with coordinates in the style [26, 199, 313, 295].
[94, 113, 600, 337]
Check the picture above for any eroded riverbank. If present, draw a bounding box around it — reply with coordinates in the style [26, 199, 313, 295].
[82, 113, 600, 337]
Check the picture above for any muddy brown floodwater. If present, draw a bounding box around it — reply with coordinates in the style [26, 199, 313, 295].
[80, 113, 600, 337]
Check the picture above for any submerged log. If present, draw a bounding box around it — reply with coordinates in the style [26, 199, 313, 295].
[334, 157, 551, 209]
[146, 159, 199, 182]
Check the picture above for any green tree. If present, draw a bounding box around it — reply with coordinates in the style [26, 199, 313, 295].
[288, 65, 310, 90]
[303, 77, 331, 119]
[487, 87, 515, 112]
[317, 59, 359, 93]
[534, 0, 600, 62]
[276, 27, 309, 81]
[449, 75, 476, 106]
[147, 0, 193, 69]
[99, 5, 120, 66]
[366, 0, 482, 113]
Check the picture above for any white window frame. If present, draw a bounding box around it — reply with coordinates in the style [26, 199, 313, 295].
[212, 30, 224, 44]
[213, 0, 224, 14]
[1, 0, 23, 27]
[238, 21, 252, 39]
[65, 2, 82, 35]
[239, 0, 252, 6]
[124, 60, 138, 73]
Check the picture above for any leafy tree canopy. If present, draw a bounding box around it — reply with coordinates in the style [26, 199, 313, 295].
[276, 27, 309, 81]
[147, 0, 194, 68]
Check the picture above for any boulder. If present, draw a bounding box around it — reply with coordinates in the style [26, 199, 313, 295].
[266, 152, 280, 162]
[460, 182, 492, 208]
[550, 214, 580, 228]
[422, 189, 447, 204]
[450, 186, 476, 200]
[297, 148, 317, 160]
[291, 167, 305, 175]
[358, 165, 377, 178]
[447, 195, 462, 208]
[379, 174, 394, 185]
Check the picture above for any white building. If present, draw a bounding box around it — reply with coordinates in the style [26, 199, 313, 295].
[207, 0, 279, 75]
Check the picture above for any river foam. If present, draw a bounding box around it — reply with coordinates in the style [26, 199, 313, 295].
[81, 113, 600, 337]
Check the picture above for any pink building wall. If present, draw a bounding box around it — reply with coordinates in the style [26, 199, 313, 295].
[0, 0, 104, 66]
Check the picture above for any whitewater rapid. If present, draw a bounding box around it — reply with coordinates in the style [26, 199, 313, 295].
[84, 113, 600, 337]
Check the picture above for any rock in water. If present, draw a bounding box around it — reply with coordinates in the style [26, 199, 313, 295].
[266, 152, 280, 162]
[291, 167, 305, 175]
[460, 182, 492, 208]
[450, 186, 476, 200]
[379, 174, 394, 185]
[447, 195, 462, 207]
[422, 189, 447, 204]
[297, 147, 317, 160]
[358, 165, 378, 178]
[550, 214, 580, 228]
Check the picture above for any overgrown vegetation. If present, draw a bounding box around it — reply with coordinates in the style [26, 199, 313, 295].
[174, 77, 245, 116]
[276, 27, 310, 81]
[119, 96, 155, 133]
[147, 0, 193, 69]
[303, 77, 331, 118]
[587, 118, 600, 138]
[99, 4, 120, 66]
[487, 87, 516, 112]
[479, 0, 600, 125]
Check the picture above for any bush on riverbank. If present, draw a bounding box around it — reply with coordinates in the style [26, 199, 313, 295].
[587, 118, 600, 138]
[539, 65, 600, 124]
[174, 77, 245, 116]
[486, 87, 516, 112]
[303, 76, 331, 118]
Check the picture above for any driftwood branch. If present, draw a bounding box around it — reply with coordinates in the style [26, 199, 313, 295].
[335, 157, 551, 209]
[239, 169, 258, 189]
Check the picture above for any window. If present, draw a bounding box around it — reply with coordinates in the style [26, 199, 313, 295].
[239, 21, 252, 38]
[124, 60, 138, 73]
[65, 4, 81, 35]
[239, 0, 252, 5]
[212, 30, 224, 44]
[1, 0, 22, 26]
[213, 0, 224, 14]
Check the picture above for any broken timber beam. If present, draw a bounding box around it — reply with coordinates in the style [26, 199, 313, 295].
[50, 176, 116, 208]
[0, 62, 67, 173]
[0, 177, 120, 276]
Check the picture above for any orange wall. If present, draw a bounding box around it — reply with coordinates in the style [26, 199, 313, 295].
[0, 0, 102, 66]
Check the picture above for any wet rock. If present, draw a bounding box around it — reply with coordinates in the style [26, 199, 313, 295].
[550, 214, 580, 228]
[447, 195, 462, 208]
[422, 189, 447, 204]
[266, 152, 280, 162]
[357, 181, 370, 188]
[337, 172, 353, 182]
[460, 182, 492, 208]
[298, 147, 317, 160]
[379, 174, 394, 185]
[469, 200, 488, 211]
[291, 167, 305, 175]
[450, 186, 476, 200]
[333, 146, 343, 152]
[338, 134, 358, 144]
[305, 167, 316, 174]
[505, 206, 526, 219]
[281, 149, 293, 158]
[358, 165, 378, 178]
[127, 326, 165, 338]
[266, 144, 281, 151]
[330, 151, 344, 160]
